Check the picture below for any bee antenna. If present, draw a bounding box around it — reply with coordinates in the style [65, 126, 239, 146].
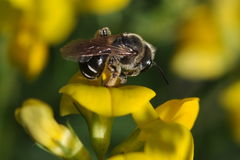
[152, 61, 169, 85]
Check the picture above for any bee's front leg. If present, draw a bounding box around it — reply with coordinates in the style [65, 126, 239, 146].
[105, 58, 121, 87]
[119, 74, 127, 84]
[95, 27, 112, 37]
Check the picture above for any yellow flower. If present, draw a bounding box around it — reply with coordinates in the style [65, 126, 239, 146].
[78, 0, 130, 15]
[132, 98, 199, 130]
[59, 72, 156, 117]
[213, 0, 240, 52]
[8, 0, 75, 44]
[59, 72, 155, 159]
[15, 99, 90, 159]
[1, 0, 75, 79]
[114, 98, 199, 157]
[171, 5, 239, 80]
[130, 98, 199, 160]
[109, 119, 194, 160]
[221, 81, 240, 143]
[9, 18, 48, 79]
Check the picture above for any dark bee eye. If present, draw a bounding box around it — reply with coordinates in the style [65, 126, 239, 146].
[140, 45, 153, 73]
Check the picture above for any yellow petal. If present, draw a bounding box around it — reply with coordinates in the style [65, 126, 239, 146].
[60, 94, 80, 116]
[110, 120, 194, 160]
[15, 99, 83, 158]
[84, 0, 130, 15]
[8, 0, 34, 11]
[60, 72, 105, 116]
[9, 0, 75, 44]
[26, 39, 48, 79]
[60, 83, 155, 117]
[221, 81, 240, 110]
[109, 86, 156, 116]
[9, 18, 48, 79]
[221, 81, 240, 143]
[60, 83, 112, 116]
[60, 72, 155, 117]
[172, 44, 228, 80]
[171, 6, 233, 80]
[213, 0, 240, 52]
[132, 102, 159, 127]
[155, 98, 199, 130]
[140, 119, 194, 160]
[37, 0, 75, 44]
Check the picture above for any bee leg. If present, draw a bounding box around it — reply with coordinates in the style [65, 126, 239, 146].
[119, 74, 127, 84]
[105, 73, 120, 87]
[105, 58, 121, 87]
[95, 27, 112, 37]
[105, 69, 121, 87]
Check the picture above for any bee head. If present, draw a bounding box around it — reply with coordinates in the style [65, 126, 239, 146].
[139, 42, 156, 73]
[113, 33, 156, 77]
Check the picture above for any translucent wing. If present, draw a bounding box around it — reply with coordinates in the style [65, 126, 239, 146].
[60, 36, 133, 62]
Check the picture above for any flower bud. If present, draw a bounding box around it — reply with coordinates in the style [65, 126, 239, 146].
[15, 99, 90, 160]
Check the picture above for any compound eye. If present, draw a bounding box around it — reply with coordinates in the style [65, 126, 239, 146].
[141, 58, 152, 73]
[140, 46, 153, 73]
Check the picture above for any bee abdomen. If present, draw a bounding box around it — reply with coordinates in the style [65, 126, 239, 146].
[79, 55, 108, 79]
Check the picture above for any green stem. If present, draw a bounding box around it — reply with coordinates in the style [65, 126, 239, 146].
[74, 103, 113, 160]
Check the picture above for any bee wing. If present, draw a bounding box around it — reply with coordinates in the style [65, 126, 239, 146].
[60, 37, 133, 62]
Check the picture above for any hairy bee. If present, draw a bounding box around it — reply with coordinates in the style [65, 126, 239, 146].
[60, 27, 156, 86]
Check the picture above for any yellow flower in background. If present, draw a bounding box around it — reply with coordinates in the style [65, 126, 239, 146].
[221, 81, 240, 143]
[15, 98, 90, 159]
[9, 17, 48, 79]
[78, 0, 130, 15]
[171, 5, 239, 80]
[213, 0, 240, 52]
[8, 0, 75, 44]
[0, 0, 75, 79]
[59, 72, 156, 117]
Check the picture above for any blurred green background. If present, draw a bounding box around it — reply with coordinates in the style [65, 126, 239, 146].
[1, 0, 240, 159]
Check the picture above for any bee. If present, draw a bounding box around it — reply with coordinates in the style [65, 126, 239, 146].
[60, 27, 156, 87]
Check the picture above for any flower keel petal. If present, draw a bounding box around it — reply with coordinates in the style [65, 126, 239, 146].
[155, 98, 199, 130]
